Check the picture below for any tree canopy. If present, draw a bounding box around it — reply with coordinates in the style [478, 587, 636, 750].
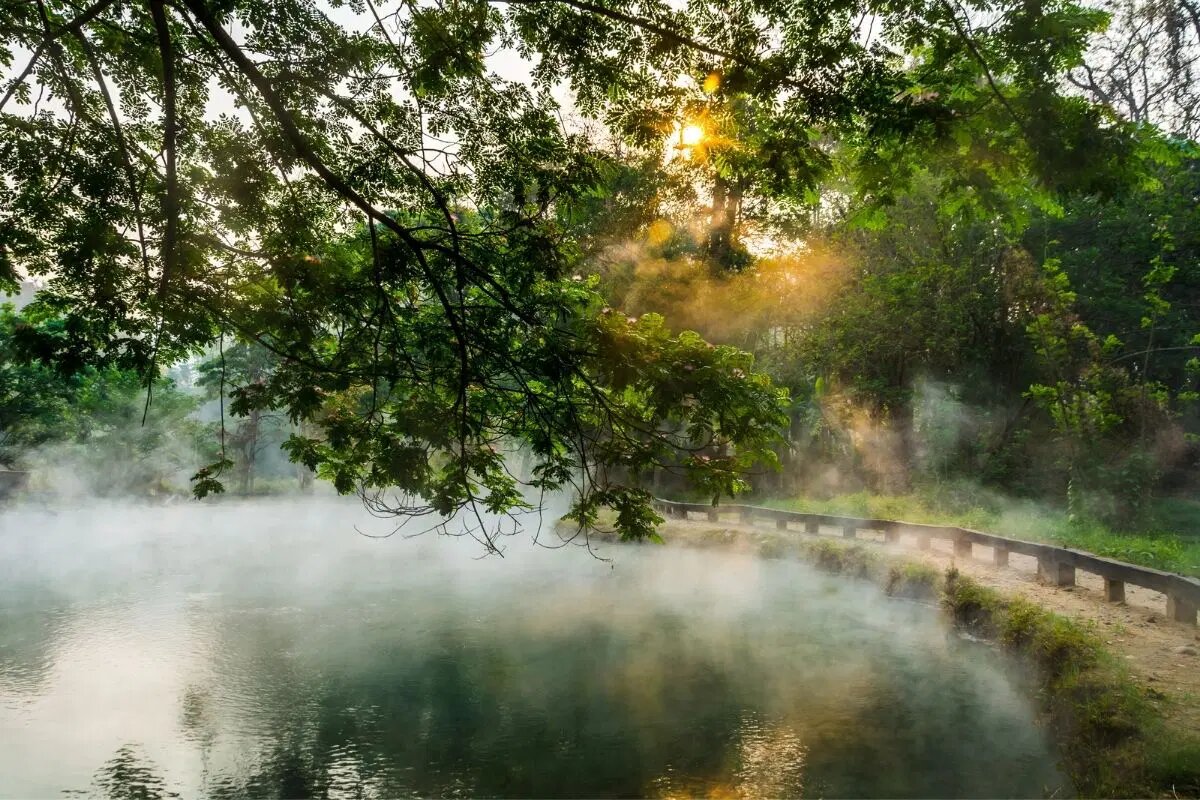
[0, 0, 1181, 546]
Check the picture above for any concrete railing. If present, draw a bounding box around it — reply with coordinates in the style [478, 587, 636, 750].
[651, 498, 1200, 626]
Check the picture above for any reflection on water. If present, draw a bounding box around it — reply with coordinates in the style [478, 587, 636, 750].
[62, 746, 181, 800]
[0, 500, 1068, 798]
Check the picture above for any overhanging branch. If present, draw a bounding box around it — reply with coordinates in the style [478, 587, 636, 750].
[0, 0, 117, 112]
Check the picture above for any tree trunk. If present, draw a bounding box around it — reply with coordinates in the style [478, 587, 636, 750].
[239, 408, 260, 494]
[892, 398, 916, 493]
[296, 420, 315, 491]
[706, 176, 743, 268]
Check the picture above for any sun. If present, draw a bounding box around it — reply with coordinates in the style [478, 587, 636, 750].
[680, 123, 705, 147]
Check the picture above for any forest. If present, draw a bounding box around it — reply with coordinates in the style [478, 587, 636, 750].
[2, 0, 1199, 566]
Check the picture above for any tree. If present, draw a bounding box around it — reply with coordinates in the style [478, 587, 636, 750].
[197, 339, 283, 494]
[1, 303, 203, 492]
[0, 0, 1146, 546]
[1069, 0, 1200, 139]
[0, 303, 76, 466]
[1021, 162, 1200, 521]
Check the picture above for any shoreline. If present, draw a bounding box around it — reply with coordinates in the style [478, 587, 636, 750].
[621, 516, 1200, 798]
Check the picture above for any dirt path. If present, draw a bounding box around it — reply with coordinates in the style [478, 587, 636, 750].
[658, 517, 1200, 732]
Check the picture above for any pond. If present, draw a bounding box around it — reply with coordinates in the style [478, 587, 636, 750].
[0, 499, 1068, 798]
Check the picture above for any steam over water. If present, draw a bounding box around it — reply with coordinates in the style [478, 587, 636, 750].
[0, 500, 1067, 798]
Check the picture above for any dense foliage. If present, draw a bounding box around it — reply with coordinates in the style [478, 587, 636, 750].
[613, 151, 1200, 526]
[1, 0, 1197, 540]
[0, 304, 203, 494]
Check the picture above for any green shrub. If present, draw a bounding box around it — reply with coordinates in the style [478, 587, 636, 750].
[884, 562, 942, 600]
[799, 539, 879, 578]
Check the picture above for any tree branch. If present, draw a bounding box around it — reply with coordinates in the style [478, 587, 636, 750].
[177, 0, 478, 438]
[0, 0, 117, 112]
[74, 29, 154, 286]
[144, 0, 180, 422]
[938, 0, 1025, 129]
[495, 0, 793, 87]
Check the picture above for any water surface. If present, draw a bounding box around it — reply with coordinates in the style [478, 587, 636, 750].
[0, 500, 1067, 798]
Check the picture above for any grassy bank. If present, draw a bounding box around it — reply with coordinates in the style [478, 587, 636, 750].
[943, 571, 1200, 798]
[647, 522, 1200, 798]
[757, 487, 1200, 577]
[794, 539, 1200, 798]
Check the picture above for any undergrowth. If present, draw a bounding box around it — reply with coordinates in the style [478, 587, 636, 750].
[775, 537, 942, 601]
[943, 570, 1200, 798]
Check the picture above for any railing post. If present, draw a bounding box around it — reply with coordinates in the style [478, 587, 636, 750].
[842, 525, 856, 539]
[917, 534, 931, 550]
[1166, 592, 1198, 625]
[739, 507, 753, 524]
[1036, 555, 1051, 581]
[706, 508, 719, 522]
[954, 537, 973, 558]
[775, 518, 788, 530]
[993, 546, 1009, 567]
[1105, 578, 1125, 604]
[1037, 556, 1075, 587]
[883, 527, 899, 544]
[804, 521, 819, 535]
